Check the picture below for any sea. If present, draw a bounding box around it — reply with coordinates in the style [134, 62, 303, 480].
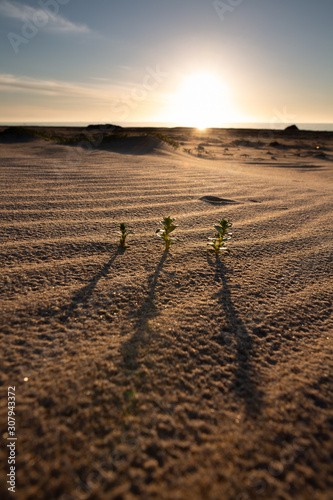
[2, 122, 333, 132]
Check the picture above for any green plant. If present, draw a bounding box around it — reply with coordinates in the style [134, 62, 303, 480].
[124, 390, 138, 414]
[119, 222, 133, 249]
[207, 218, 232, 254]
[148, 132, 179, 149]
[156, 216, 179, 250]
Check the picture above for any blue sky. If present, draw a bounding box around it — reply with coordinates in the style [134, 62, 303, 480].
[0, 0, 332, 126]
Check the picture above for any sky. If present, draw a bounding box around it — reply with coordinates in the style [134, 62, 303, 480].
[0, 0, 332, 127]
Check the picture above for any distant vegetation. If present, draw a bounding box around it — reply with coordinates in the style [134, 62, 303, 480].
[147, 132, 180, 149]
[0, 126, 180, 150]
[0, 126, 53, 140]
[100, 133, 129, 144]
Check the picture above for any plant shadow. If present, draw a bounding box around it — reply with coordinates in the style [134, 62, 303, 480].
[58, 247, 123, 322]
[208, 253, 264, 416]
[121, 249, 169, 370]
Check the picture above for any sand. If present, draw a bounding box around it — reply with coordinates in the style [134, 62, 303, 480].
[0, 126, 332, 500]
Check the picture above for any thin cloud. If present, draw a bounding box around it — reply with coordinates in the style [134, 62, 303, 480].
[118, 65, 132, 71]
[0, 0, 91, 34]
[0, 73, 172, 123]
[0, 74, 119, 100]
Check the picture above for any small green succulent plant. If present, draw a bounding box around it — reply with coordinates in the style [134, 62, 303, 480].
[207, 218, 232, 254]
[156, 216, 179, 250]
[119, 222, 133, 249]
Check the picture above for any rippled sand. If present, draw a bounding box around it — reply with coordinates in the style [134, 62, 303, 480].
[0, 127, 332, 500]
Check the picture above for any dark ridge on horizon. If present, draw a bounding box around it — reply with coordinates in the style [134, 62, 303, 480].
[1, 122, 333, 132]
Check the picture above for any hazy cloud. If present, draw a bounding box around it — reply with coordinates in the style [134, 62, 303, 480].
[0, 0, 91, 34]
[0, 73, 118, 100]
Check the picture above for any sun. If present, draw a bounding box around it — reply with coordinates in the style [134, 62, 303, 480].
[167, 72, 234, 130]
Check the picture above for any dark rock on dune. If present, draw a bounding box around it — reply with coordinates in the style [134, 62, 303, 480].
[284, 124, 299, 132]
[86, 123, 122, 131]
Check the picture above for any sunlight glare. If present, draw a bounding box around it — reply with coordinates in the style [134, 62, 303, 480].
[169, 73, 234, 129]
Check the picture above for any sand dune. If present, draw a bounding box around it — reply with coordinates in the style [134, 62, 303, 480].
[0, 127, 332, 500]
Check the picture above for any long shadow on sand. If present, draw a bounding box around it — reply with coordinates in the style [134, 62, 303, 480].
[121, 250, 168, 370]
[58, 248, 122, 322]
[208, 254, 263, 416]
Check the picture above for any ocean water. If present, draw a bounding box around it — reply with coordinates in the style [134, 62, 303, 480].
[121, 122, 333, 131]
[225, 122, 333, 132]
[2, 121, 333, 132]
